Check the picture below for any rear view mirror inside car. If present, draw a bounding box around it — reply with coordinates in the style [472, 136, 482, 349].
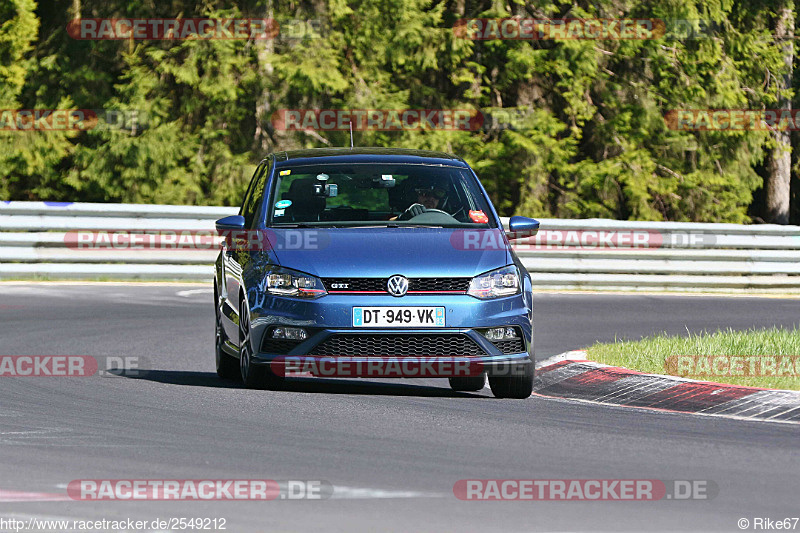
[375, 174, 396, 187]
[313, 182, 338, 197]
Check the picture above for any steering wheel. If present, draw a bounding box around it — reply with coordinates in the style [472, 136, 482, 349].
[448, 206, 467, 220]
[407, 209, 459, 224]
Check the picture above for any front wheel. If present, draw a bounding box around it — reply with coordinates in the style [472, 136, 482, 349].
[488, 362, 534, 399]
[215, 293, 238, 380]
[239, 300, 283, 390]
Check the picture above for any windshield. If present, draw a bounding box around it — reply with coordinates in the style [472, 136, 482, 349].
[267, 163, 494, 227]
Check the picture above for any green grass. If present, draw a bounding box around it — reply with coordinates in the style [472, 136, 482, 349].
[587, 327, 800, 391]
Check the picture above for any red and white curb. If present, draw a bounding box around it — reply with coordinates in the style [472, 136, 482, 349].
[533, 351, 800, 424]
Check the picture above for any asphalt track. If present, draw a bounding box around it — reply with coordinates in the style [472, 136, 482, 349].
[0, 283, 798, 532]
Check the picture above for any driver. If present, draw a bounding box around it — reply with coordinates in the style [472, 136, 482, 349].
[395, 184, 447, 220]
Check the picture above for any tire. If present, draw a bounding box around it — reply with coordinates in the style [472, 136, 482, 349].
[215, 292, 239, 380]
[238, 299, 283, 390]
[488, 362, 534, 399]
[448, 374, 486, 392]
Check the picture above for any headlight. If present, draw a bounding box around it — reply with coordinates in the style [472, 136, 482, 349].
[467, 265, 521, 299]
[264, 267, 327, 299]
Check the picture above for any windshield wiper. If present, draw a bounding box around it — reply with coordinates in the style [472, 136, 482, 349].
[274, 223, 363, 228]
[373, 223, 447, 228]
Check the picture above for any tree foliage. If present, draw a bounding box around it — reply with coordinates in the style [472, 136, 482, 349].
[1, 0, 797, 222]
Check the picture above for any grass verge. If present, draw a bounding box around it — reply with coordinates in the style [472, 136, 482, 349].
[586, 327, 800, 391]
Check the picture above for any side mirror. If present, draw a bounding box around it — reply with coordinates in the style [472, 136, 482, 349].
[507, 216, 539, 239]
[215, 215, 246, 232]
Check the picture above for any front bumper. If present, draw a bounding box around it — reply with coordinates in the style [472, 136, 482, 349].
[247, 293, 533, 375]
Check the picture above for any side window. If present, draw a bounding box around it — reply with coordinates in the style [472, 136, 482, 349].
[241, 162, 270, 229]
[247, 160, 271, 229]
[238, 163, 262, 218]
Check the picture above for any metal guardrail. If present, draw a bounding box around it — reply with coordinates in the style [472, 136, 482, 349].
[1, 201, 800, 291]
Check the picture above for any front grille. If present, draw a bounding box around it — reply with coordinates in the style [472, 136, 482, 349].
[323, 278, 385, 292]
[411, 278, 470, 292]
[322, 277, 470, 294]
[309, 334, 486, 356]
[492, 338, 525, 355]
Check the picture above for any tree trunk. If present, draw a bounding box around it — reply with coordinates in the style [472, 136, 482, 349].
[766, 2, 794, 224]
[253, 1, 275, 155]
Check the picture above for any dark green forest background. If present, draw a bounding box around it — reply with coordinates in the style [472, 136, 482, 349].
[2, 0, 799, 223]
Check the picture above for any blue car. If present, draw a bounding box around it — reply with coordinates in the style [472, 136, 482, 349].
[213, 148, 539, 398]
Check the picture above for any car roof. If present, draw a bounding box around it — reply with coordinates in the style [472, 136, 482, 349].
[270, 148, 468, 168]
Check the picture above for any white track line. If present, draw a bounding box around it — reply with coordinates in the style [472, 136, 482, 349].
[536, 350, 588, 369]
[176, 288, 213, 297]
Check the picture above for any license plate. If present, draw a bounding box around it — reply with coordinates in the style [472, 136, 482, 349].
[353, 307, 445, 327]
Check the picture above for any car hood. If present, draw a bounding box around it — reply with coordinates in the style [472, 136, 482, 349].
[267, 227, 512, 278]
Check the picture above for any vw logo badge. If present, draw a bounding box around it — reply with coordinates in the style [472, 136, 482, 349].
[387, 275, 409, 297]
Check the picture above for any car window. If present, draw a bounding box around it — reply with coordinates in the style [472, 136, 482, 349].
[241, 162, 269, 229]
[268, 163, 493, 227]
[238, 163, 261, 218]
